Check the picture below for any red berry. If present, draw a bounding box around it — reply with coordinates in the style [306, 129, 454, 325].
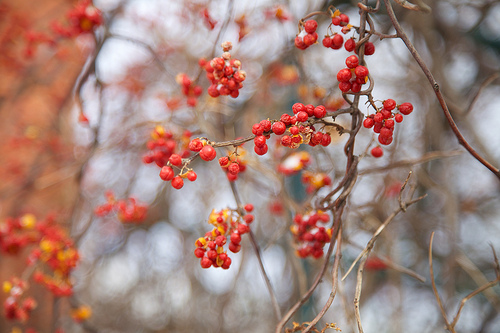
[381, 109, 392, 119]
[336, 68, 352, 82]
[363, 118, 374, 128]
[338, 81, 352, 93]
[305, 104, 315, 116]
[292, 103, 306, 114]
[322, 37, 332, 48]
[371, 146, 383, 158]
[339, 13, 350, 25]
[332, 16, 341, 26]
[344, 38, 355, 52]
[295, 36, 307, 50]
[237, 224, 249, 234]
[171, 176, 184, 189]
[252, 123, 264, 135]
[244, 214, 254, 223]
[321, 133, 332, 146]
[331, 34, 344, 49]
[374, 113, 384, 123]
[254, 144, 268, 155]
[398, 102, 413, 115]
[199, 145, 216, 161]
[383, 99, 396, 111]
[244, 204, 254, 212]
[289, 126, 299, 135]
[296, 111, 309, 122]
[229, 242, 241, 253]
[281, 135, 292, 146]
[254, 135, 267, 147]
[221, 257, 232, 269]
[186, 171, 197, 181]
[303, 33, 317, 46]
[208, 84, 220, 97]
[160, 166, 174, 181]
[384, 119, 395, 129]
[219, 156, 229, 167]
[380, 127, 393, 138]
[313, 105, 326, 118]
[364, 42, 375, 55]
[351, 82, 362, 93]
[395, 114, 403, 123]
[272, 121, 286, 135]
[169, 154, 183, 167]
[194, 248, 205, 258]
[228, 163, 240, 175]
[373, 122, 383, 133]
[260, 119, 272, 132]
[345, 55, 359, 69]
[230, 232, 241, 244]
[188, 139, 203, 152]
[200, 257, 212, 268]
[354, 65, 369, 78]
[378, 134, 393, 145]
[304, 20, 318, 34]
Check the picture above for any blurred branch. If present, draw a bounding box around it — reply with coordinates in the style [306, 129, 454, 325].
[393, 0, 431, 13]
[383, 0, 500, 180]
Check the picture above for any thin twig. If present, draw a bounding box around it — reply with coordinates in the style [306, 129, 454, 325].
[429, 232, 454, 332]
[229, 181, 281, 321]
[383, 0, 500, 180]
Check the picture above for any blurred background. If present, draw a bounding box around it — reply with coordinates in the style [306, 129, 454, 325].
[1, 0, 500, 332]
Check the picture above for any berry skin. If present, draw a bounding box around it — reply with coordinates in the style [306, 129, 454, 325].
[331, 34, 344, 49]
[339, 13, 350, 25]
[260, 119, 272, 132]
[229, 242, 241, 253]
[254, 144, 268, 155]
[395, 114, 403, 123]
[354, 65, 369, 78]
[338, 81, 352, 93]
[254, 135, 267, 147]
[304, 20, 318, 34]
[281, 135, 292, 147]
[188, 139, 203, 152]
[186, 171, 197, 181]
[296, 111, 309, 122]
[321, 133, 332, 146]
[169, 154, 183, 167]
[345, 55, 359, 69]
[313, 105, 326, 118]
[337, 68, 352, 82]
[252, 123, 264, 136]
[363, 117, 374, 128]
[199, 145, 216, 161]
[200, 257, 212, 268]
[230, 232, 241, 244]
[398, 102, 413, 115]
[383, 99, 396, 111]
[292, 103, 306, 114]
[244, 204, 254, 212]
[272, 121, 286, 135]
[371, 146, 383, 158]
[194, 248, 205, 258]
[384, 119, 395, 129]
[219, 156, 230, 167]
[322, 37, 332, 48]
[344, 38, 356, 52]
[160, 166, 175, 181]
[171, 176, 184, 189]
[364, 42, 375, 55]
[228, 163, 240, 175]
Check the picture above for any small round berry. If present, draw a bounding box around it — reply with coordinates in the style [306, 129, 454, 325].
[304, 20, 318, 34]
[215, 235, 227, 247]
[363, 118, 374, 128]
[208, 84, 220, 97]
[344, 38, 356, 52]
[200, 257, 212, 268]
[384, 119, 395, 129]
[338, 81, 352, 93]
[345, 55, 359, 69]
[381, 109, 392, 119]
[395, 114, 403, 123]
[194, 248, 205, 258]
[186, 171, 197, 181]
[354, 65, 369, 78]
[289, 126, 299, 135]
[254, 135, 267, 147]
[332, 16, 341, 26]
[373, 113, 384, 123]
[373, 122, 383, 133]
[303, 33, 317, 46]
[380, 127, 393, 138]
[244, 204, 254, 212]
[383, 99, 396, 111]
[228, 163, 240, 175]
[188, 139, 203, 152]
[292, 103, 306, 114]
[364, 41, 375, 55]
[398, 102, 413, 115]
[237, 224, 249, 234]
[252, 123, 264, 136]
[254, 144, 268, 155]
[260, 119, 272, 132]
[351, 82, 362, 93]
[229, 242, 241, 253]
[339, 13, 350, 25]
[199, 145, 217, 161]
[378, 135, 393, 145]
[280, 135, 292, 147]
[331, 34, 344, 49]
[321, 133, 332, 146]
[160, 166, 174, 181]
[322, 37, 332, 48]
[296, 111, 309, 122]
[244, 214, 254, 223]
[219, 156, 230, 167]
[230, 232, 241, 244]
[169, 154, 183, 167]
[171, 176, 184, 189]
[371, 146, 383, 158]
[272, 121, 286, 135]
[221, 257, 232, 269]
[305, 104, 315, 116]
[313, 105, 326, 118]
[336, 68, 352, 82]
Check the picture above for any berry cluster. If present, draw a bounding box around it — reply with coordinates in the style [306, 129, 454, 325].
[3, 278, 37, 322]
[294, 19, 318, 50]
[142, 126, 191, 167]
[94, 190, 148, 223]
[194, 205, 254, 269]
[362, 99, 414, 157]
[218, 149, 248, 182]
[175, 73, 202, 107]
[336, 55, 369, 93]
[200, 41, 246, 98]
[301, 171, 332, 193]
[322, 10, 352, 49]
[290, 211, 332, 258]
[50, 0, 102, 38]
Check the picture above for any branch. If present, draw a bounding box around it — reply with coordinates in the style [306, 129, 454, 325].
[383, 0, 500, 180]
